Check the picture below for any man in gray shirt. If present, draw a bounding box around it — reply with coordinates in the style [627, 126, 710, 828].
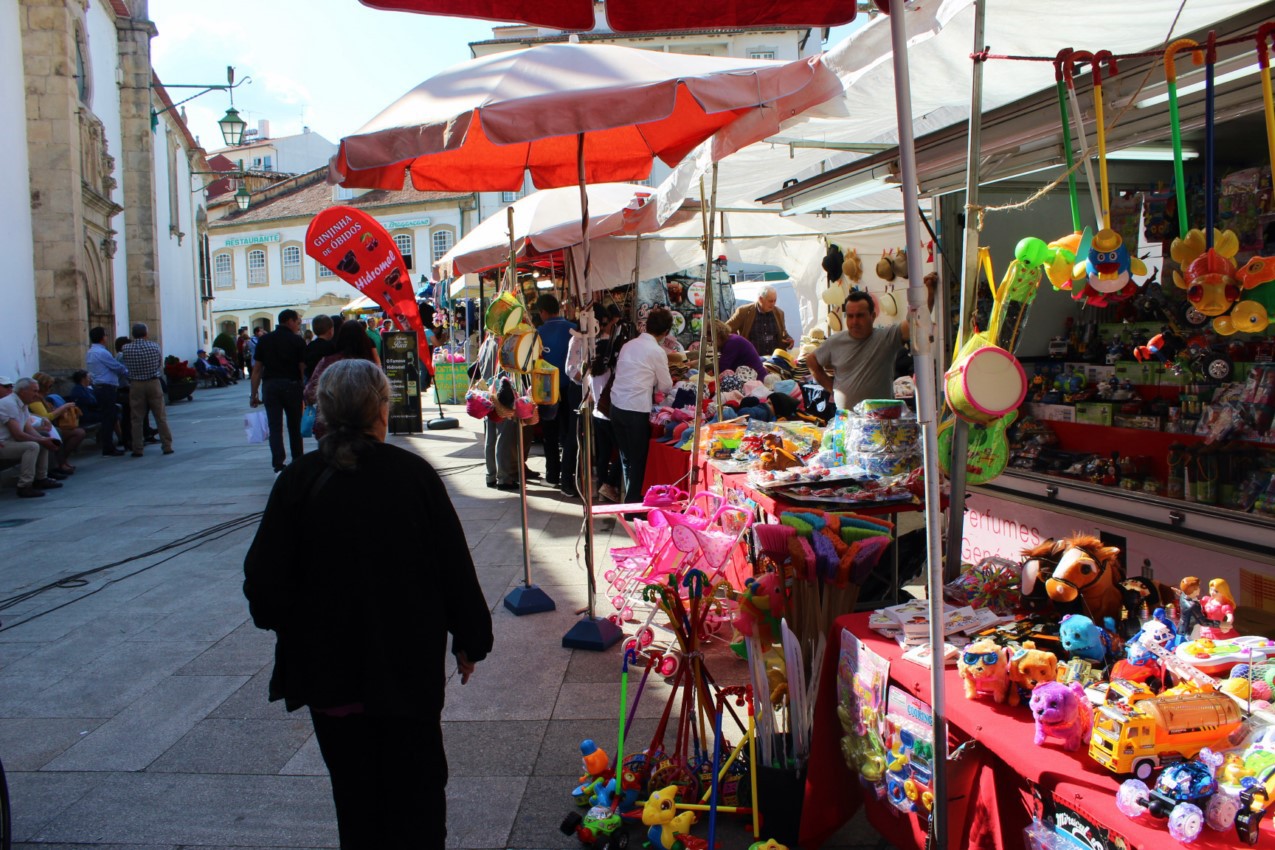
[806, 291, 909, 412]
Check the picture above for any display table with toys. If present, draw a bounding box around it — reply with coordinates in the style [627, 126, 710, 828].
[801, 613, 1275, 850]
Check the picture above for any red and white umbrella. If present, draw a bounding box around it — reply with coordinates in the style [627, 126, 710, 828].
[357, 0, 864, 34]
[330, 42, 843, 191]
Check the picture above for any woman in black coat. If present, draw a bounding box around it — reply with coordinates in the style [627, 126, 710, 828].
[244, 358, 492, 848]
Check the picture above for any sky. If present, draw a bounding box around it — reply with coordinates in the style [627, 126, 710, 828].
[149, 1, 862, 153]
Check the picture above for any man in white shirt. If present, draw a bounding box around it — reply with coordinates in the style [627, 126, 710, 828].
[0, 377, 63, 498]
[608, 307, 674, 504]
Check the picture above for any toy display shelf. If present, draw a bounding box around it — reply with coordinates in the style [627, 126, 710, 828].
[1035, 420, 1275, 481]
[979, 468, 1275, 560]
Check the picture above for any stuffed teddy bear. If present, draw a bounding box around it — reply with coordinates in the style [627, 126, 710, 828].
[1029, 681, 1092, 751]
[957, 639, 1012, 703]
[1007, 640, 1059, 706]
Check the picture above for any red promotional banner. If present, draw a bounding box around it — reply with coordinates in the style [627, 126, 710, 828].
[305, 205, 433, 375]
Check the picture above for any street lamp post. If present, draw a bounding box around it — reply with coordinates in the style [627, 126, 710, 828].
[152, 65, 251, 148]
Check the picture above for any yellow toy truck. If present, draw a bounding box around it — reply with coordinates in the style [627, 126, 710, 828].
[1089, 691, 1244, 781]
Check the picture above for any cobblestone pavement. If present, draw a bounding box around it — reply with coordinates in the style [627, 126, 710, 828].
[0, 381, 884, 849]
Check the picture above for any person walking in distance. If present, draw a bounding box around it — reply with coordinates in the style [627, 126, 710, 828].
[251, 309, 307, 473]
[85, 326, 127, 456]
[243, 359, 492, 849]
[118, 323, 174, 457]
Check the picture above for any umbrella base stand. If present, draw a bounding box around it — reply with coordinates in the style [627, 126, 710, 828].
[426, 416, 459, 430]
[561, 616, 622, 651]
[504, 584, 556, 616]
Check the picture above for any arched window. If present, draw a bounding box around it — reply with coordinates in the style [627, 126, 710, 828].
[393, 233, 414, 271]
[431, 229, 455, 266]
[282, 244, 303, 283]
[213, 253, 234, 289]
[247, 249, 267, 286]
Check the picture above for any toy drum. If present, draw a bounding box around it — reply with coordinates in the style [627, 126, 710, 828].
[484, 292, 525, 335]
[498, 329, 542, 374]
[945, 345, 1026, 423]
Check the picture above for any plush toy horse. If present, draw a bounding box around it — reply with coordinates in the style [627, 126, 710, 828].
[1025, 534, 1125, 626]
[642, 785, 698, 850]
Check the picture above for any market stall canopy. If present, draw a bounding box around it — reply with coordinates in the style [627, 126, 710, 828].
[699, 0, 1270, 213]
[329, 42, 844, 192]
[342, 294, 381, 314]
[436, 182, 655, 277]
[357, 0, 863, 32]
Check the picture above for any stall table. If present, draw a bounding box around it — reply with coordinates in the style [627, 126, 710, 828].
[801, 613, 1274, 850]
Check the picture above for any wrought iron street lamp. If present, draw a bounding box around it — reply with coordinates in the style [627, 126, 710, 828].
[234, 186, 251, 212]
[152, 66, 251, 148]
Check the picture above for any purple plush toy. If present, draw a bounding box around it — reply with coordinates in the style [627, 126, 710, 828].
[1029, 681, 1093, 752]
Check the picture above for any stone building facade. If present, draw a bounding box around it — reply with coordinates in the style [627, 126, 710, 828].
[4, 0, 207, 376]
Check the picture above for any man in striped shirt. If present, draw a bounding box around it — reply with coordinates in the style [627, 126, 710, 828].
[118, 323, 174, 457]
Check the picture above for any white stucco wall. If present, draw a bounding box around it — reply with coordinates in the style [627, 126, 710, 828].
[271, 132, 338, 175]
[155, 121, 202, 362]
[1, 0, 39, 377]
[84, 0, 129, 339]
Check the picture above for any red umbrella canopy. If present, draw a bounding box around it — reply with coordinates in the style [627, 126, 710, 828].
[330, 42, 843, 192]
[357, 0, 861, 32]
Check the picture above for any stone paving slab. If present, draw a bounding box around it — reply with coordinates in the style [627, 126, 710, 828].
[45, 674, 249, 771]
[0, 383, 888, 849]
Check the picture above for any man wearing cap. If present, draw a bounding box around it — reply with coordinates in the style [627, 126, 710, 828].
[0, 377, 63, 498]
[806, 291, 910, 413]
[86, 326, 128, 456]
[727, 287, 794, 356]
[119, 323, 175, 457]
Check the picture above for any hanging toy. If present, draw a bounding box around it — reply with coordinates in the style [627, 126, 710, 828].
[1172, 228, 1275, 326]
[1069, 52, 1146, 307]
[1047, 49, 1084, 292]
[1073, 229, 1147, 308]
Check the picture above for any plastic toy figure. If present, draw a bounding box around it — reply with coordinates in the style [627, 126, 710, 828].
[1200, 579, 1238, 640]
[642, 785, 698, 850]
[573, 740, 612, 806]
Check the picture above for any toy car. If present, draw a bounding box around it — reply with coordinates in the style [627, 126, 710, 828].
[1116, 749, 1239, 843]
[561, 808, 629, 850]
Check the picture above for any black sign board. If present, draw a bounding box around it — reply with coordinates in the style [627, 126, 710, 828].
[383, 331, 422, 434]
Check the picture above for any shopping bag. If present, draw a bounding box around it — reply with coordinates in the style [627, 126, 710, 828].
[300, 405, 316, 439]
[244, 410, 269, 444]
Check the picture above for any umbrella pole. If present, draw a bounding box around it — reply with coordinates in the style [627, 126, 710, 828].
[943, 0, 986, 585]
[563, 133, 621, 651]
[889, 6, 948, 848]
[505, 206, 555, 617]
[687, 168, 719, 498]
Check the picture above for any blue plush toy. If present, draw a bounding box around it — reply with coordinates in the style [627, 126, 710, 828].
[1059, 614, 1122, 664]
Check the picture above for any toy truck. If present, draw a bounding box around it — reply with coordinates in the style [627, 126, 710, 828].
[1089, 691, 1244, 781]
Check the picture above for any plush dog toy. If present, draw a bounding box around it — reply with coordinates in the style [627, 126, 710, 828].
[1059, 614, 1122, 665]
[1007, 640, 1059, 706]
[957, 639, 1012, 703]
[1029, 681, 1093, 751]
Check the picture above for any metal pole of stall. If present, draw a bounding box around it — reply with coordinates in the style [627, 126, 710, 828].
[888, 5, 948, 847]
[943, 0, 988, 585]
[504, 205, 555, 616]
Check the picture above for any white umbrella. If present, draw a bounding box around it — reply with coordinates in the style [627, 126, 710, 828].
[435, 183, 655, 277]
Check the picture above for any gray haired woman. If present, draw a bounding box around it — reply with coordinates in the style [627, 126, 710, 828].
[243, 358, 492, 848]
